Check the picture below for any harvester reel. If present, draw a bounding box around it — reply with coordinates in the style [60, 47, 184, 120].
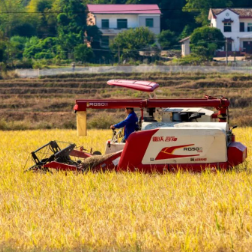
[25, 141, 77, 173]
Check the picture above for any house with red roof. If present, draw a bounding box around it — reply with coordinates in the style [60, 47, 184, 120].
[208, 8, 252, 55]
[87, 4, 161, 47]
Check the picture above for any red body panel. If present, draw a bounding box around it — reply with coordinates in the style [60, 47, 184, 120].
[228, 142, 247, 167]
[70, 149, 92, 158]
[107, 80, 159, 92]
[147, 98, 229, 109]
[44, 162, 78, 171]
[75, 99, 145, 111]
[75, 98, 229, 111]
[118, 129, 159, 171]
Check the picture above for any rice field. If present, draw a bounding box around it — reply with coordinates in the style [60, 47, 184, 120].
[0, 128, 252, 252]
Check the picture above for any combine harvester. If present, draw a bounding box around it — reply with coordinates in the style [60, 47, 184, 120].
[26, 80, 247, 173]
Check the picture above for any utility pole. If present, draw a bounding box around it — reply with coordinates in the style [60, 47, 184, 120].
[118, 46, 120, 65]
[1, 0, 9, 37]
[225, 38, 228, 64]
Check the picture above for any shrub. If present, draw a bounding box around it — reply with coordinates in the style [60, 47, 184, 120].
[12, 59, 33, 69]
[74, 44, 94, 63]
[190, 27, 225, 60]
[158, 30, 177, 49]
[34, 52, 54, 59]
[173, 54, 205, 65]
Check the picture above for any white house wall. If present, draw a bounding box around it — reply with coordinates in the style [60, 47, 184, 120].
[138, 14, 160, 35]
[211, 18, 217, 27]
[95, 14, 139, 29]
[215, 9, 240, 51]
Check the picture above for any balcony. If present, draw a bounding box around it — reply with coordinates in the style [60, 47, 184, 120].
[100, 28, 129, 36]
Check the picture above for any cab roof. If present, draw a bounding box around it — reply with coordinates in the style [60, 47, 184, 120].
[107, 79, 159, 92]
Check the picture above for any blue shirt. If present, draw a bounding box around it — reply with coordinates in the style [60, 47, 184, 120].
[114, 111, 138, 140]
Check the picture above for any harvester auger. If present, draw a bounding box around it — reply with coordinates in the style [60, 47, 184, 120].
[26, 80, 247, 173]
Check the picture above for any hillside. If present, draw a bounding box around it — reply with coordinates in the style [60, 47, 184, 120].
[0, 72, 252, 130]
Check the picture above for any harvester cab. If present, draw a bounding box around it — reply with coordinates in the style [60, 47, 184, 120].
[26, 79, 247, 173]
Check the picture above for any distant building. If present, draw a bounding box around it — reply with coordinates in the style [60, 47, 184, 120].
[208, 8, 252, 55]
[87, 4, 161, 47]
[179, 36, 190, 57]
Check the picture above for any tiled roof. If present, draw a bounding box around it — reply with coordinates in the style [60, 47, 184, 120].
[211, 8, 252, 18]
[179, 36, 190, 43]
[87, 4, 161, 14]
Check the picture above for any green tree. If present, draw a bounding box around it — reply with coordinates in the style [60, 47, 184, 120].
[0, 41, 7, 62]
[74, 44, 94, 63]
[23, 36, 58, 59]
[10, 36, 29, 59]
[110, 27, 155, 59]
[179, 24, 197, 39]
[232, 0, 252, 7]
[57, 0, 87, 53]
[190, 26, 225, 59]
[26, 0, 57, 38]
[0, 0, 26, 37]
[86, 25, 102, 49]
[183, 0, 232, 25]
[158, 30, 177, 49]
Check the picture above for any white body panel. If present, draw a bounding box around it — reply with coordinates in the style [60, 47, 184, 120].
[142, 123, 228, 164]
[105, 142, 125, 154]
[161, 107, 214, 123]
[142, 122, 228, 131]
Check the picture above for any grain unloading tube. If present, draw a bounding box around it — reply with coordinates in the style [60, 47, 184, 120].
[74, 96, 230, 136]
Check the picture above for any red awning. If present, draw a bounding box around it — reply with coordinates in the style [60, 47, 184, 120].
[107, 79, 159, 92]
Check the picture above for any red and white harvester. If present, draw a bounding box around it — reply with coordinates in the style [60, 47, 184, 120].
[26, 80, 247, 173]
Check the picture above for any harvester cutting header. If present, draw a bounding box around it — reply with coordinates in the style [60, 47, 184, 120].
[26, 79, 247, 173]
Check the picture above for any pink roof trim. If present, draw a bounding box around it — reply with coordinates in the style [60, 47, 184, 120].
[107, 79, 159, 93]
[87, 4, 161, 14]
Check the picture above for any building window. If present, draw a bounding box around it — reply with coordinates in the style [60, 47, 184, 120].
[248, 23, 252, 32]
[101, 36, 109, 47]
[117, 19, 127, 29]
[224, 22, 231, 32]
[146, 18, 154, 28]
[240, 22, 245, 32]
[101, 19, 109, 29]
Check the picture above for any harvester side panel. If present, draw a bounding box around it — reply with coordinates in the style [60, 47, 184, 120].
[142, 128, 227, 165]
[118, 129, 229, 172]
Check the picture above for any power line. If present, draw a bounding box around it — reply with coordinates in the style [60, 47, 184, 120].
[0, 7, 201, 14]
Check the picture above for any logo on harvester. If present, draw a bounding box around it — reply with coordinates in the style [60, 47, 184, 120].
[184, 147, 203, 152]
[87, 102, 108, 107]
[191, 158, 207, 162]
[155, 144, 200, 160]
[152, 136, 177, 142]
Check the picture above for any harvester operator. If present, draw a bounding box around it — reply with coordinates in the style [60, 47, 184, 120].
[110, 108, 138, 142]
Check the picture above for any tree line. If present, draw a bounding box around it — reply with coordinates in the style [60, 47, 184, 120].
[0, 0, 251, 67]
